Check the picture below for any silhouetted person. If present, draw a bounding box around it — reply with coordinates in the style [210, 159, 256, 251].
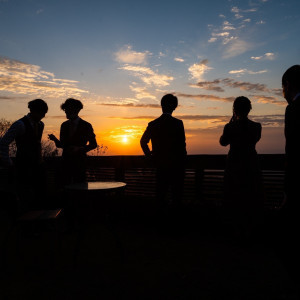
[279, 65, 300, 288]
[140, 94, 187, 218]
[0, 99, 48, 212]
[49, 98, 97, 184]
[220, 96, 262, 237]
[282, 65, 300, 213]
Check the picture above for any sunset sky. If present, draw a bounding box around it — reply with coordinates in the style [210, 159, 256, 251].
[0, 0, 299, 155]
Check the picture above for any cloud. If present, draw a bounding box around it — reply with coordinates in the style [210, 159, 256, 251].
[212, 32, 230, 37]
[223, 39, 251, 58]
[188, 59, 212, 81]
[119, 64, 174, 87]
[192, 78, 270, 93]
[129, 85, 156, 100]
[251, 115, 284, 126]
[251, 95, 286, 106]
[229, 69, 267, 75]
[175, 92, 235, 103]
[0, 95, 17, 100]
[231, 6, 257, 13]
[109, 115, 154, 120]
[36, 9, 44, 14]
[189, 78, 284, 106]
[174, 57, 184, 62]
[251, 52, 276, 60]
[190, 80, 225, 92]
[115, 45, 150, 64]
[100, 103, 160, 109]
[208, 37, 217, 43]
[222, 21, 236, 31]
[111, 114, 284, 129]
[0, 56, 87, 98]
[46, 115, 67, 119]
[271, 88, 283, 97]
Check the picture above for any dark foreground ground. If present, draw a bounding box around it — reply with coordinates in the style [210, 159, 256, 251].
[0, 200, 299, 300]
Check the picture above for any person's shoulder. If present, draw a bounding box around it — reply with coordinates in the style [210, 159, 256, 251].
[171, 116, 183, 123]
[148, 116, 162, 126]
[9, 117, 26, 129]
[248, 119, 261, 129]
[61, 120, 70, 127]
[79, 119, 94, 130]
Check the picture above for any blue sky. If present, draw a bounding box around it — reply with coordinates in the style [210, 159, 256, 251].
[0, 0, 300, 154]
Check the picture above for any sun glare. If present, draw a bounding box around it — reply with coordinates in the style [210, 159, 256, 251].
[122, 135, 128, 143]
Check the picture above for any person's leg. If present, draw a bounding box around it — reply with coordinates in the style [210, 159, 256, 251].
[156, 168, 170, 227]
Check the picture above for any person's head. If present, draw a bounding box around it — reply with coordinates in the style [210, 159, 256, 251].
[28, 99, 48, 122]
[233, 96, 252, 118]
[282, 65, 300, 103]
[61, 98, 83, 120]
[161, 94, 178, 113]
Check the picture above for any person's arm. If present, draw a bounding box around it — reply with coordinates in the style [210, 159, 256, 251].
[48, 134, 62, 148]
[140, 125, 152, 157]
[0, 120, 25, 166]
[219, 123, 230, 146]
[255, 123, 262, 143]
[180, 120, 187, 156]
[84, 124, 97, 153]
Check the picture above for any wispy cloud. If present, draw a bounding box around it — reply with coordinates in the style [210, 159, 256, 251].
[0, 56, 87, 97]
[231, 6, 257, 14]
[111, 113, 284, 128]
[223, 39, 252, 58]
[208, 2, 268, 58]
[251, 95, 286, 106]
[229, 69, 267, 75]
[251, 52, 276, 60]
[115, 45, 150, 64]
[0, 95, 18, 100]
[36, 9, 44, 14]
[100, 103, 160, 109]
[129, 85, 156, 100]
[192, 78, 270, 93]
[251, 114, 284, 127]
[175, 92, 235, 103]
[188, 59, 212, 81]
[119, 64, 174, 87]
[174, 57, 184, 62]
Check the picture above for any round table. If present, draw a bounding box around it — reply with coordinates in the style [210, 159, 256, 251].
[65, 181, 126, 192]
[64, 181, 126, 266]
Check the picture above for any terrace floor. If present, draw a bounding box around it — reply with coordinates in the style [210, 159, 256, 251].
[1, 199, 299, 300]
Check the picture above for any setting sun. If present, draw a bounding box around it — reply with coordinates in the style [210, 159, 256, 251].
[122, 135, 128, 143]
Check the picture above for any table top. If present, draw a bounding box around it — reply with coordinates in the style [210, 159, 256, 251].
[65, 181, 126, 191]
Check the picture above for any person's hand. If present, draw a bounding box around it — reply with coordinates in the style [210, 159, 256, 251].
[48, 134, 57, 141]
